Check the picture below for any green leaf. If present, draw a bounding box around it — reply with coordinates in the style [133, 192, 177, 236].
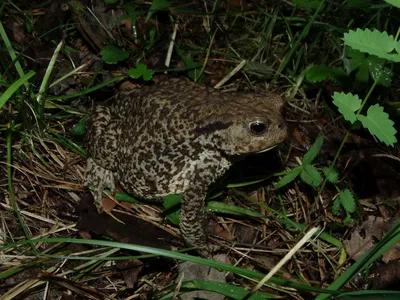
[305, 65, 347, 83]
[146, 0, 170, 21]
[71, 117, 88, 136]
[343, 216, 353, 225]
[181, 54, 203, 82]
[345, 50, 392, 86]
[339, 189, 356, 214]
[101, 45, 129, 64]
[355, 63, 369, 83]
[163, 194, 182, 225]
[300, 165, 322, 187]
[344, 29, 400, 62]
[302, 134, 324, 165]
[347, 48, 366, 71]
[275, 166, 303, 189]
[375, 67, 392, 87]
[345, 48, 369, 82]
[207, 201, 264, 218]
[332, 92, 362, 124]
[163, 194, 182, 208]
[0, 70, 35, 110]
[357, 104, 397, 146]
[332, 197, 341, 216]
[323, 167, 339, 183]
[115, 191, 142, 204]
[367, 55, 392, 87]
[104, 0, 119, 4]
[385, 0, 400, 8]
[127, 64, 155, 81]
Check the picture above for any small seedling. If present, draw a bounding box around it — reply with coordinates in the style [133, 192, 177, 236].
[127, 64, 155, 81]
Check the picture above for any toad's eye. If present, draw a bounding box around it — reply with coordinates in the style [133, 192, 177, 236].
[249, 120, 267, 135]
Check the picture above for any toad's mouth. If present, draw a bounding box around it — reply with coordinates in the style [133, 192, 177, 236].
[255, 144, 278, 154]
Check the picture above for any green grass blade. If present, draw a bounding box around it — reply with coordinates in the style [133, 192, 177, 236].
[36, 40, 64, 114]
[0, 237, 342, 295]
[274, 0, 325, 79]
[0, 70, 35, 110]
[0, 22, 26, 80]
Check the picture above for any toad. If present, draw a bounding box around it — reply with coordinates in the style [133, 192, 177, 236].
[85, 78, 287, 256]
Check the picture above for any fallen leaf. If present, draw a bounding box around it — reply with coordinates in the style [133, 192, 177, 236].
[344, 216, 385, 260]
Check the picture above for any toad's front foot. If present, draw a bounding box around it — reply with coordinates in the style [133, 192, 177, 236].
[195, 242, 221, 258]
[84, 157, 116, 212]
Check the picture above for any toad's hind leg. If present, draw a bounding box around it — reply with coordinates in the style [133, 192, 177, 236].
[84, 105, 118, 211]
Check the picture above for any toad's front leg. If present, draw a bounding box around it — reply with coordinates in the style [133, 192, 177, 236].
[180, 185, 212, 257]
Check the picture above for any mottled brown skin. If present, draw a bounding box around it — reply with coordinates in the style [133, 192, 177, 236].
[85, 78, 287, 256]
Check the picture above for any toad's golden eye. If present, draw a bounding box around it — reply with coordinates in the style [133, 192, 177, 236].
[249, 120, 267, 135]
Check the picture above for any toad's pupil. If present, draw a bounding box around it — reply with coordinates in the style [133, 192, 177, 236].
[250, 121, 267, 135]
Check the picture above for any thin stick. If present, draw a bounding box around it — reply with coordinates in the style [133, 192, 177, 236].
[165, 23, 178, 67]
[244, 227, 320, 298]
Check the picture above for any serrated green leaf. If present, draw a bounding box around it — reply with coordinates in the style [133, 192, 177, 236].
[306, 65, 331, 82]
[332, 92, 362, 124]
[339, 189, 356, 214]
[101, 45, 129, 64]
[127, 64, 154, 81]
[323, 167, 339, 183]
[344, 29, 400, 62]
[300, 165, 322, 187]
[385, 0, 400, 8]
[302, 134, 324, 165]
[357, 104, 397, 146]
[305, 65, 347, 83]
[367, 55, 392, 86]
[275, 166, 303, 189]
[332, 197, 341, 216]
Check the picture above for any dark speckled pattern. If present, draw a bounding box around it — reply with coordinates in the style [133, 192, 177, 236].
[85, 78, 287, 256]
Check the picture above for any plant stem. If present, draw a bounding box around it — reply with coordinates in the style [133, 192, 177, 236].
[313, 75, 380, 209]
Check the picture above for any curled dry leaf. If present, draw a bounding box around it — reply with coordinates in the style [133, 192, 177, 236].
[344, 215, 400, 262]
